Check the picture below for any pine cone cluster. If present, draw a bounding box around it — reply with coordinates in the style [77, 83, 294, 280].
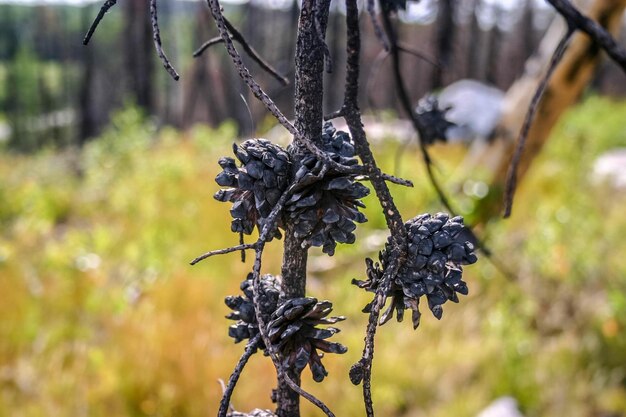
[225, 274, 283, 344]
[267, 297, 347, 382]
[285, 123, 369, 255]
[415, 95, 455, 145]
[214, 139, 291, 238]
[353, 213, 477, 329]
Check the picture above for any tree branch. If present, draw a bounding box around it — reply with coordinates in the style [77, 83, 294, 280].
[547, 0, 626, 72]
[82, 0, 117, 45]
[217, 334, 261, 417]
[149, 0, 180, 81]
[206, 0, 298, 136]
[503, 29, 574, 218]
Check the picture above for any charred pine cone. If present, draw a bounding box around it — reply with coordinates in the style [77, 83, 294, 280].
[415, 95, 455, 145]
[267, 297, 347, 382]
[353, 213, 477, 328]
[285, 122, 369, 256]
[225, 274, 282, 345]
[214, 139, 291, 238]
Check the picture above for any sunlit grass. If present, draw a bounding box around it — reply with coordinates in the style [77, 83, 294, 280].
[1, 97, 625, 417]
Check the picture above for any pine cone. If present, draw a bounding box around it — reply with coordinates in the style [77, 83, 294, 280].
[285, 123, 369, 256]
[353, 213, 477, 328]
[225, 274, 283, 345]
[267, 297, 347, 382]
[214, 139, 291, 238]
[415, 95, 455, 145]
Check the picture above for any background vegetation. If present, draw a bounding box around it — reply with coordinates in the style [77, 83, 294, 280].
[1, 96, 625, 417]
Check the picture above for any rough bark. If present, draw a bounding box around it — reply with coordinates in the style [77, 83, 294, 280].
[276, 1, 331, 416]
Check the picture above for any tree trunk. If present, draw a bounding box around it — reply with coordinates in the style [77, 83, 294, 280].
[276, 1, 330, 416]
[474, 0, 626, 223]
[123, 0, 154, 112]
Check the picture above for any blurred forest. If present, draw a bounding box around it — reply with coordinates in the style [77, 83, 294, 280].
[1, 0, 626, 417]
[2, 0, 626, 151]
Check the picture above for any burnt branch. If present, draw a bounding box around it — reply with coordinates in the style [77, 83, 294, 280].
[380, 173, 413, 187]
[222, 17, 290, 86]
[341, 2, 409, 415]
[82, 0, 117, 45]
[378, 7, 457, 216]
[547, 0, 626, 72]
[193, 36, 226, 57]
[367, 0, 389, 51]
[206, 0, 298, 136]
[149, 0, 180, 81]
[503, 29, 574, 218]
[397, 42, 441, 69]
[190, 243, 257, 266]
[217, 334, 261, 417]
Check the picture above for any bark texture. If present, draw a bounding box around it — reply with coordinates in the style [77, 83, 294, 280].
[277, 1, 331, 416]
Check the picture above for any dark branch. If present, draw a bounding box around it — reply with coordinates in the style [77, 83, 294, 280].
[381, 173, 413, 187]
[222, 17, 290, 86]
[190, 243, 257, 265]
[379, 7, 457, 216]
[367, 0, 389, 51]
[503, 29, 573, 218]
[547, 0, 626, 72]
[397, 42, 441, 69]
[206, 0, 298, 136]
[193, 36, 225, 57]
[342, 2, 410, 415]
[217, 334, 261, 417]
[149, 0, 180, 80]
[82, 0, 117, 45]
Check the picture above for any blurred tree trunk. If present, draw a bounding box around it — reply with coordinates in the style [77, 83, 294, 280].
[432, 0, 455, 89]
[123, 0, 154, 112]
[475, 0, 626, 223]
[78, 7, 96, 145]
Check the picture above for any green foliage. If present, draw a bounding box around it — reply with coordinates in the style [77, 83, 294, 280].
[1, 98, 626, 417]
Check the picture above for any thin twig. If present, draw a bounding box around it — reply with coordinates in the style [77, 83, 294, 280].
[360, 259, 401, 417]
[342, 4, 408, 416]
[379, 6, 457, 216]
[206, 0, 298, 136]
[223, 17, 290, 86]
[149, 0, 180, 80]
[323, 109, 345, 121]
[193, 36, 225, 57]
[503, 29, 573, 218]
[217, 335, 261, 417]
[397, 42, 440, 68]
[367, 0, 389, 51]
[547, 0, 626, 72]
[190, 243, 257, 265]
[82, 0, 117, 45]
[381, 173, 413, 187]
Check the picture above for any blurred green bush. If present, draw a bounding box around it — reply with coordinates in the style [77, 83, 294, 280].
[0, 98, 625, 417]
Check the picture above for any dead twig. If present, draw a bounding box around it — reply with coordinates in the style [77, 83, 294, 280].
[217, 335, 261, 417]
[547, 0, 626, 72]
[149, 0, 180, 80]
[206, 0, 298, 136]
[82, 0, 117, 45]
[503, 29, 573, 218]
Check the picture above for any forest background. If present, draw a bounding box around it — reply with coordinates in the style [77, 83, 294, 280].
[1, 0, 626, 417]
